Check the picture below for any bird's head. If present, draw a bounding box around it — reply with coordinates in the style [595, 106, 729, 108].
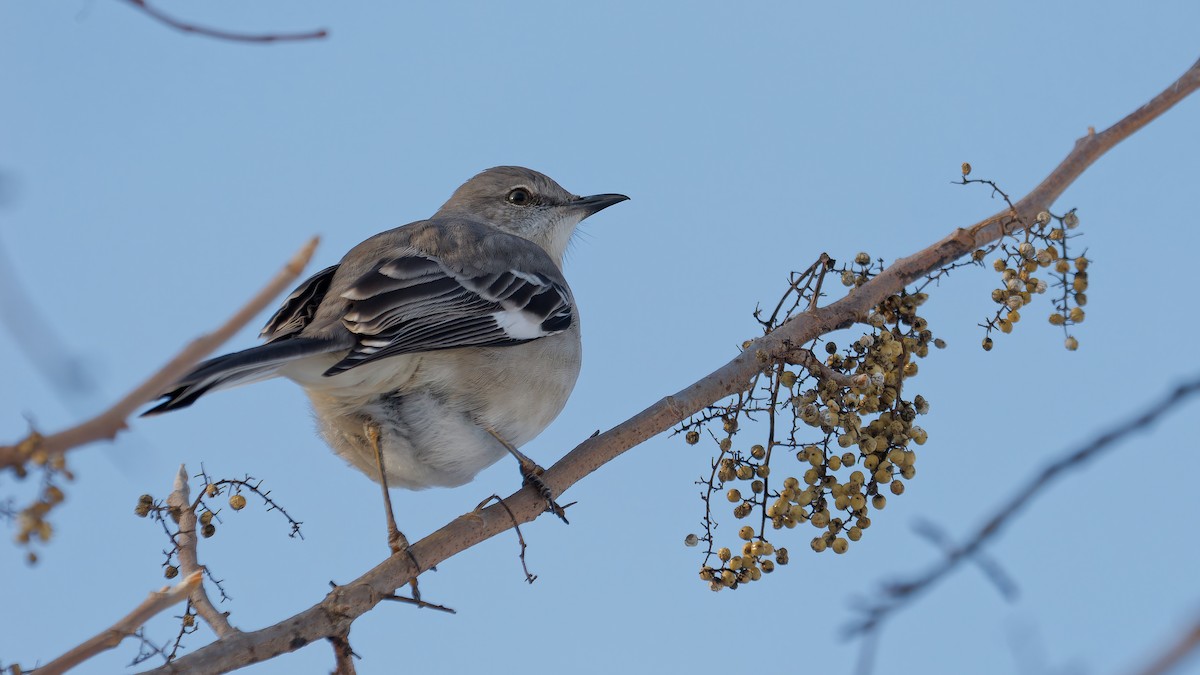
[436, 166, 628, 266]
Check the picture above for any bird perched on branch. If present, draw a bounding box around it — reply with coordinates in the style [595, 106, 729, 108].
[144, 166, 628, 554]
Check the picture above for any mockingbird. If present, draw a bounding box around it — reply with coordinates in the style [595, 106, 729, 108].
[145, 166, 628, 555]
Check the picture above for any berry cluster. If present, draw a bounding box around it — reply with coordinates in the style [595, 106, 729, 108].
[133, 471, 302, 581]
[958, 164, 1090, 351]
[682, 255, 937, 590]
[9, 431, 72, 564]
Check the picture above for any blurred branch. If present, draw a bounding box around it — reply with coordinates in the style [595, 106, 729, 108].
[846, 371, 1200, 637]
[0, 237, 319, 473]
[141, 56, 1200, 675]
[37, 570, 202, 675]
[1127, 614, 1200, 675]
[0, 236, 101, 410]
[118, 0, 327, 43]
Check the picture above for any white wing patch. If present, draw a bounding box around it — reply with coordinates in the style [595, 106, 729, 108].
[492, 309, 552, 340]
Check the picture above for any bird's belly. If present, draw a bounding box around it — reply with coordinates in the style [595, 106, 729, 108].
[300, 335, 581, 491]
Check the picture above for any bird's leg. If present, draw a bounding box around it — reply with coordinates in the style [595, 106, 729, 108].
[486, 427, 570, 524]
[365, 421, 409, 553]
[365, 421, 421, 598]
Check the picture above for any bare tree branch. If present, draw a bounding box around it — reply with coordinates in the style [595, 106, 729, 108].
[328, 632, 357, 675]
[847, 372, 1200, 637]
[37, 570, 202, 675]
[0, 237, 319, 473]
[168, 466, 237, 638]
[117, 0, 327, 44]
[138, 55, 1200, 675]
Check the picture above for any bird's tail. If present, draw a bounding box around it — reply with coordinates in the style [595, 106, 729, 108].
[142, 338, 334, 415]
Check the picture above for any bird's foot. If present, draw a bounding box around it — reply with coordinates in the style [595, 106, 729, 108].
[386, 527, 421, 601]
[518, 461, 571, 524]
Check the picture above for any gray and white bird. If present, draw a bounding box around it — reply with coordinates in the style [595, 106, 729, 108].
[145, 166, 627, 546]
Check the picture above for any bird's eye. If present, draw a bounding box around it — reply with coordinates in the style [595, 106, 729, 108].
[506, 188, 533, 206]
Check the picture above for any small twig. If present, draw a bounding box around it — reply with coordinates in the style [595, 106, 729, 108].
[37, 570, 202, 674]
[165, 600, 197, 663]
[118, 0, 327, 43]
[847, 373, 1200, 638]
[328, 631, 358, 675]
[778, 346, 854, 387]
[379, 593, 457, 614]
[193, 467, 305, 540]
[169, 465, 238, 638]
[477, 495, 538, 584]
[0, 237, 319, 471]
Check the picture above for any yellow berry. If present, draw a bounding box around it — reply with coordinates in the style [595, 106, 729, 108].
[229, 494, 247, 511]
[832, 538, 849, 554]
[738, 526, 754, 540]
[726, 489, 742, 503]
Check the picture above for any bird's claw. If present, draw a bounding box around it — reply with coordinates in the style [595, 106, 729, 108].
[520, 464, 570, 524]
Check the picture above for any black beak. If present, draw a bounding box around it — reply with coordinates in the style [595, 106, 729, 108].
[569, 193, 630, 217]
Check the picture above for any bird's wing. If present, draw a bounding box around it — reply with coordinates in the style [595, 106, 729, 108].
[260, 264, 340, 342]
[326, 253, 572, 375]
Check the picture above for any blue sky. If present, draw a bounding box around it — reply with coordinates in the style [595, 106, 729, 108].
[2, 2, 1199, 674]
